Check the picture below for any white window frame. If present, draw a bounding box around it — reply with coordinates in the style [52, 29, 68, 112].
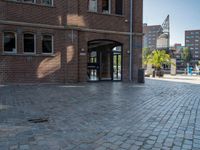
[23, 33, 36, 54]
[3, 31, 17, 54]
[42, 34, 54, 55]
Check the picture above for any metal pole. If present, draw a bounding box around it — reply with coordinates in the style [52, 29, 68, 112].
[129, 0, 133, 81]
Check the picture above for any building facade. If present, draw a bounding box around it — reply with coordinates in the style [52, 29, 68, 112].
[173, 43, 185, 70]
[0, 0, 143, 83]
[185, 30, 200, 66]
[143, 24, 161, 50]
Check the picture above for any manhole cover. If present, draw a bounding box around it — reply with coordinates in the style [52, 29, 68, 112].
[28, 117, 49, 123]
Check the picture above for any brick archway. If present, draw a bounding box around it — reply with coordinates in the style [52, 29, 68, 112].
[87, 39, 123, 81]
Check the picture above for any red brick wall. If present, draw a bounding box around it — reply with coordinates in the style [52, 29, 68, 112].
[0, 24, 69, 83]
[78, 31, 130, 82]
[0, 0, 66, 25]
[0, 0, 143, 83]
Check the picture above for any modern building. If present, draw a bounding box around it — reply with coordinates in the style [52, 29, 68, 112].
[156, 33, 169, 49]
[0, 0, 143, 83]
[143, 24, 162, 50]
[185, 30, 200, 66]
[143, 15, 170, 51]
[173, 44, 185, 70]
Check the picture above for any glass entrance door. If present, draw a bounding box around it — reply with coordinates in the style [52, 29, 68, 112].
[100, 49, 112, 80]
[87, 41, 122, 81]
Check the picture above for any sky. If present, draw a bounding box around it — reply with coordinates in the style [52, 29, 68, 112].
[143, 0, 200, 46]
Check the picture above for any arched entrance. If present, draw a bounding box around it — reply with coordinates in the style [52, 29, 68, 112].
[87, 40, 122, 81]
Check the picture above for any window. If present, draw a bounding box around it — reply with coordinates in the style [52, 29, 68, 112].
[88, 0, 97, 12]
[42, 0, 53, 6]
[102, 0, 111, 14]
[115, 0, 123, 15]
[42, 35, 53, 54]
[23, 0, 35, 3]
[3, 32, 17, 53]
[23, 33, 35, 53]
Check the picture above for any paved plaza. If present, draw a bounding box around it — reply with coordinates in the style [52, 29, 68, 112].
[0, 78, 200, 150]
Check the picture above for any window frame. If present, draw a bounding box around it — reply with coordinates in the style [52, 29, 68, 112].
[42, 34, 54, 55]
[23, 33, 36, 54]
[88, 0, 98, 12]
[3, 31, 17, 54]
[115, 0, 123, 15]
[22, 0, 36, 4]
[102, 0, 111, 14]
[41, 0, 53, 6]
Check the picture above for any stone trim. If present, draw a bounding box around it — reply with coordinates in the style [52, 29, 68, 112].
[0, 19, 143, 36]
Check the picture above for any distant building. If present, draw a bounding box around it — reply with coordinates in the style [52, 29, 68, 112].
[173, 44, 185, 70]
[157, 33, 169, 49]
[174, 43, 183, 53]
[143, 15, 170, 51]
[143, 24, 162, 50]
[185, 30, 200, 66]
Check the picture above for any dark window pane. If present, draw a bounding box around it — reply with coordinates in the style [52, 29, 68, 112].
[4, 32, 16, 52]
[116, 0, 123, 15]
[23, 0, 35, 3]
[24, 34, 35, 53]
[102, 0, 109, 13]
[42, 0, 52, 5]
[42, 35, 52, 53]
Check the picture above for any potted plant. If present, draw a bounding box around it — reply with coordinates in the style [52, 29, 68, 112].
[145, 50, 174, 77]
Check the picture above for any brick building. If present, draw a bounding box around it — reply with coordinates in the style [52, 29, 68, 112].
[0, 0, 143, 83]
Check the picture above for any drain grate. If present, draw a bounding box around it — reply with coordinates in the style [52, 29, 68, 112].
[28, 117, 49, 123]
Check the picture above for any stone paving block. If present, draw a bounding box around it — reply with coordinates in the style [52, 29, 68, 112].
[0, 80, 200, 149]
[19, 145, 29, 150]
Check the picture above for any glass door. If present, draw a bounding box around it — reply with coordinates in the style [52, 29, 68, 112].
[113, 47, 122, 81]
[87, 45, 122, 81]
[100, 49, 112, 80]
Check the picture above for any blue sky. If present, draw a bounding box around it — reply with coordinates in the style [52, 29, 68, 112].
[143, 0, 200, 46]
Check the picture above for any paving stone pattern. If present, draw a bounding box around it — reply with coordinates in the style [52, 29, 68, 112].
[0, 79, 200, 150]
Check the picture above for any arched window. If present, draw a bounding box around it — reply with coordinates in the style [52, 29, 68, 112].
[3, 32, 17, 53]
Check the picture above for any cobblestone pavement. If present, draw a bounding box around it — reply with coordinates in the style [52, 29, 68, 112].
[0, 79, 200, 150]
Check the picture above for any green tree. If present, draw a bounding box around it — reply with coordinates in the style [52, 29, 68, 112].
[145, 50, 172, 70]
[181, 47, 191, 65]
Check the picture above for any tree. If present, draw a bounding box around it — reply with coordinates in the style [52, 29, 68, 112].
[142, 47, 151, 67]
[145, 50, 172, 71]
[181, 47, 191, 66]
